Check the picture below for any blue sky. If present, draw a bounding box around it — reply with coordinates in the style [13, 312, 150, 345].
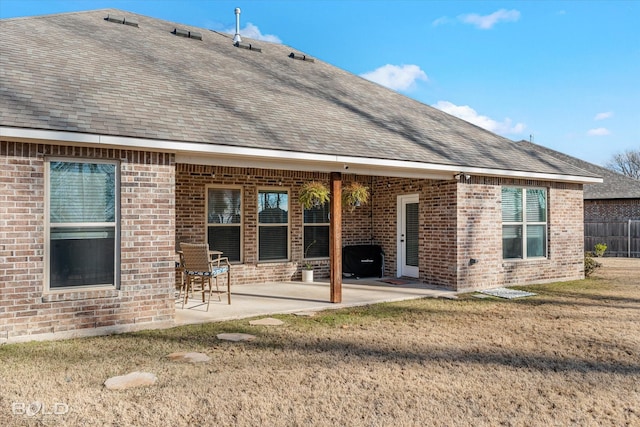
[1, 1, 638, 166]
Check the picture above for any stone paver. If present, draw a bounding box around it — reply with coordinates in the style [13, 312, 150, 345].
[249, 317, 284, 326]
[104, 372, 157, 390]
[217, 333, 256, 342]
[167, 352, 211, 363]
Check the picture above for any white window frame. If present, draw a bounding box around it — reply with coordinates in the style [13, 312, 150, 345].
[257, 187, 290, 262]
[502, 186, 548, 260]
[205, 185, 243, 263]
[44, 158, 120, 291]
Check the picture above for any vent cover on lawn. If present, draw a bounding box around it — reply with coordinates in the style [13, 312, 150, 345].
[479, 287, 537, 299]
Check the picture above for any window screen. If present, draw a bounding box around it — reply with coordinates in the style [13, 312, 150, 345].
[207, 188, 242, 262]
[258, 190, 289, 261]
[502, 187, 547, 260]
[303, 203, 329, 258]
[48, 161, 118, 288]
[405, 202, 419, 267]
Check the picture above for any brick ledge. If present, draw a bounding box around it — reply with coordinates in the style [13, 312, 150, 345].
[42, 288, 120, 302]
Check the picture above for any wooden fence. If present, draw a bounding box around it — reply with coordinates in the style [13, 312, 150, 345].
[584, 220, 640, 258]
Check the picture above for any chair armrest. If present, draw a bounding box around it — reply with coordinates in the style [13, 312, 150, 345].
[210, 256, 231, 268]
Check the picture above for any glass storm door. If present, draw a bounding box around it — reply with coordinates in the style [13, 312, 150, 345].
[398, 194, 419, 278]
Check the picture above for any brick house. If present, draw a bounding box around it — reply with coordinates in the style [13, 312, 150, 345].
[519, 141, 640, 256]
[1, 10, 600, 343]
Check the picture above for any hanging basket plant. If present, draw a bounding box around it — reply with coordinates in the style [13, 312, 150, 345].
[299, 181, 330, 210]
[342, 181, 370, 212]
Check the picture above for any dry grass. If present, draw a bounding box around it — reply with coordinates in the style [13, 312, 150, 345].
[1, 258, 639, 426]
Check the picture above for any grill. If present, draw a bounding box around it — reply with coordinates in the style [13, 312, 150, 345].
[342, 245, 384, 279]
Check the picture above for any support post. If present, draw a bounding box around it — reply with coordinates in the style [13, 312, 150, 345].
[330, 172, 342, 303]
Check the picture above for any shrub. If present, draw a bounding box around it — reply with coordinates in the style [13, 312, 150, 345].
[584, 251, 602, 277]
[594, 243, 607, 257]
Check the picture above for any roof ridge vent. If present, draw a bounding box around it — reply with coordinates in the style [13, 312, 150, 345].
[104, 14, 139, 27]
[171, 28, 202, 40]
[233, 7, 242, 43]
[289, 52, 315, 63]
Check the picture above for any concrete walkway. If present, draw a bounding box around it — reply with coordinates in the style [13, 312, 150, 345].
[174, 278, 457, 326]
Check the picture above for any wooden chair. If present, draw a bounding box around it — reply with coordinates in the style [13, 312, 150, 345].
[179, 243, 231, 311]
[176, 252, 186, 301]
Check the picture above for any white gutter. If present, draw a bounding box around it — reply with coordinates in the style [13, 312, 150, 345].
[0, 126, 603, 184]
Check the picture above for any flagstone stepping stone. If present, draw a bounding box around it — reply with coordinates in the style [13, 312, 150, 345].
[167, 352, 211, 363]
[249, 317, 284, 326]
[104, 371, 157, 390]
[216, 333, 256, 342]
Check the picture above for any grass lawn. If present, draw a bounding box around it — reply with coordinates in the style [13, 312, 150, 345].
[1, 258, 638, 426]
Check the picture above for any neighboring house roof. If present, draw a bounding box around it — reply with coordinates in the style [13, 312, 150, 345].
[518, 141, 640, 199]
[0, 9, 599, 183]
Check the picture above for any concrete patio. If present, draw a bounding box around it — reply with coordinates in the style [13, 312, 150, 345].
[174, 278, 458, 326]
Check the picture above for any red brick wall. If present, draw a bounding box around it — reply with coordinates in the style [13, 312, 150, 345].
[496, 180, 585, 289]
[370, 177, 404, 278]
[175, 166, 377, 283]
[341, 176, 376, 247]
[178, 165, 324, 283]
[456, 180, 502, 290]
[370, 176, 585, 291]
[1, 141, 175, 343]
[584, 199, 640, 221]
[370, 177, 459, 286]
[2, 145, 587, 342]
[584, 199, 640, 257]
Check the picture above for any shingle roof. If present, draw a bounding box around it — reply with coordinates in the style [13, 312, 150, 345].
[518, 141, 640, 199]
[0, 9, 598, 180]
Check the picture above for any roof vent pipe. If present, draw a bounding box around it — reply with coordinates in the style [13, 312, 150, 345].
[233, 7, 242, 43]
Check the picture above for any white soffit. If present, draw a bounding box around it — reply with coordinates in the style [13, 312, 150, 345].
[0, 127, 602, 184]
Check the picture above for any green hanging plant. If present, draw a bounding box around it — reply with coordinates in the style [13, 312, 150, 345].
[342, 181, 370, 212]
[299, 181, 330, 210]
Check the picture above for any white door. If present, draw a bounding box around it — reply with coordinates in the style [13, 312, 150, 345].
[397, 194, 419, 278]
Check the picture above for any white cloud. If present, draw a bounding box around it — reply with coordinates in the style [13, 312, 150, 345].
[360, 64, 428, 91]
[223, 23, 281, 43]
[594, 111, 613, 121]
[432, 16, 452, 27]
[459, 9, 521, 30]
[587, 127, 611, 136]
[433, 101, 525, 134]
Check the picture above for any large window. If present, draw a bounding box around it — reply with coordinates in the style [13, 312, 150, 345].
[304, 203, 330, 259]
[47, 160, 118, 289]
[207, 187, 242, 262]
[502, 187, 547, 259]
[258, 189, 289, 261]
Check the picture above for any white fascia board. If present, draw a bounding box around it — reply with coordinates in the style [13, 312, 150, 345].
[335, 156, 602, 183]
[451, 166, 603, 184]
[177, 154, 453, 180]
[0, 127, 602, 183]
[0, 127, 100, 144]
